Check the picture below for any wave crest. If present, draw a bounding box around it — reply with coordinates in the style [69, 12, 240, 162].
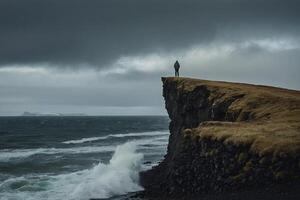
[62, 130, 169, 144]
[71, 141, 143, 199]
[0, 142, 144, 200]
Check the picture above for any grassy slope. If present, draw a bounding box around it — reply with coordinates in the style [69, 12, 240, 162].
[169, 77, 300, 157]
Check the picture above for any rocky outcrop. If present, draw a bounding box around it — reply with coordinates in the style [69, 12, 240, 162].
[140, 77, 300, 198]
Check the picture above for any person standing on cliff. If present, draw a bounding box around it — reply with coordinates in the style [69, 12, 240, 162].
[174, 60, 180, 77]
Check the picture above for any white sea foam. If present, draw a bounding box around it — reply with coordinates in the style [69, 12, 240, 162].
[0, 133, 168, 162]
[0, 146, 115, 162]
[62, 130, 169, 144]
[70, 141, 143, 199]
[0, 142, 144, 200]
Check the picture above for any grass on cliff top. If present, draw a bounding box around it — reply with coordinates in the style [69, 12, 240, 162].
[163, 77, 300, 157]
[184, 121, 300, 157]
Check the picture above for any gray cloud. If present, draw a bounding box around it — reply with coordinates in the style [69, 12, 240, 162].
[1, 0, 300, 115]
[0, 0, 299, 67]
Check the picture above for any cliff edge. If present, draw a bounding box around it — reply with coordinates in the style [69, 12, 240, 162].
[140, 77, 300, 198]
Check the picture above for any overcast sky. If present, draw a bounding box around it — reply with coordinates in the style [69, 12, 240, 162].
[1, 0, 300, 116]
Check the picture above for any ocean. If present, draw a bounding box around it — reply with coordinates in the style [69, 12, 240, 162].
[0, 116, 169, 200]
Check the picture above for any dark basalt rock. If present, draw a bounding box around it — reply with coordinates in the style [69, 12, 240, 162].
[140, 77, 300, 199]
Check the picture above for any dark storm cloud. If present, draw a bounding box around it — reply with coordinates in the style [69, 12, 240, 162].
[0, 0, 299, 68]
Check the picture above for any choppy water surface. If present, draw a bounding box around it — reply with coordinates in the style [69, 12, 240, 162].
[0, 116, 169, 200]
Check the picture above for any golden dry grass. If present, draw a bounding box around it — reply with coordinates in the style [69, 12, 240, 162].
[166, 77, 300, 157]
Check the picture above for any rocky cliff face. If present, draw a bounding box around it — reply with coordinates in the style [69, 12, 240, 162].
[140, 77, 300, 197]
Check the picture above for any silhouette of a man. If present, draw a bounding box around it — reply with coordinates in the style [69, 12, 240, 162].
[174, 60, 180, 77]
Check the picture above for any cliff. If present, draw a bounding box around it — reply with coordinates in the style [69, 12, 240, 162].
[140, 77, 300, 198]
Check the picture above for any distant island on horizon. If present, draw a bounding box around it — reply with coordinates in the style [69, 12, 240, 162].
[22, 111, 87, 117]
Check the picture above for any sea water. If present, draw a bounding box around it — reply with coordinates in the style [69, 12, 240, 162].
[0, 116, 169, 200]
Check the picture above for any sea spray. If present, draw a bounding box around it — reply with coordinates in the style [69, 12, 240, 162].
[70, 141, 144, 199]
[0, 116, 169, 200]
[0, 142, 144, 200]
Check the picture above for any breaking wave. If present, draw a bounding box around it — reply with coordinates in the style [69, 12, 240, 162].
[0, 134, 168, 162]
[0, 142, 144, 200]
[62, 130, 169, 144]
[0, 146, 115, 162]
